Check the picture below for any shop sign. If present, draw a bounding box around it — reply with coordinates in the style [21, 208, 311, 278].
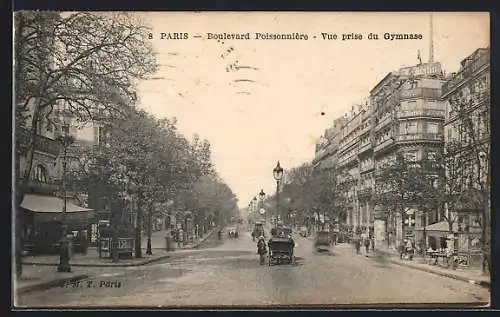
[399, 62, 442, 77]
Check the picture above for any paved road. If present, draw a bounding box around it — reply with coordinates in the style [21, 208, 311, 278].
[16, 226, 489, 307]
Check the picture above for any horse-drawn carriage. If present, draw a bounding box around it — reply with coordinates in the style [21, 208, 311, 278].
[268, 237, 295, 266]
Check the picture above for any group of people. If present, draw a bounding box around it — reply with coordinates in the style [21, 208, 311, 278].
[353, 230, 375, 256]
[399, 238, 416, 260]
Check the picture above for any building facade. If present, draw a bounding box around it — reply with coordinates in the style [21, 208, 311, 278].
[370, 62, 446, 248]
[441, 47, 490, 259]
[336, 104, 365, 229]
[312, 62, 447, 248]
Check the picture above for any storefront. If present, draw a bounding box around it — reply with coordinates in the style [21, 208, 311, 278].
[20, 194, 96, 254]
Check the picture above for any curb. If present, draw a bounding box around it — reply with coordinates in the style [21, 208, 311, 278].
[16, 274, 89, 295]
[21, 228, 219, 268]
[375, 250, 490, 289]
[23, 254, 172, 268]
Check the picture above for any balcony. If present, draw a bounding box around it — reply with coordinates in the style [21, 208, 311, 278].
[17, 127, 61, 156]
[360, 161, 375, 173]
[400, 87, 442, 100]
[396, 109, 445, 119]
[373, 138, 394, 153]
[374, 114, 393, 132]
[357, 188, 373, 199]
[395, 133, 444, 143]
[25, 178, 60, 195]
[442, 53, 490, 96]
[358, 142, 372, 155]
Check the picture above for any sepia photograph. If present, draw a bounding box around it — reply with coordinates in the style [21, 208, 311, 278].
[12, 11, 490, 308]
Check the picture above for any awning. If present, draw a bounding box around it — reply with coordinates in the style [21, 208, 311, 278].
[415, 221, 457, 232]
[21, 194, 94, 213]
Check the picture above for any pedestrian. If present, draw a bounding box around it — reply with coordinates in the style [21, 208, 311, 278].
[364, 238, 370, 255]
[355, 237, 361, 255]
[399, 239, 406, 259]
[257, 236, 267, 265]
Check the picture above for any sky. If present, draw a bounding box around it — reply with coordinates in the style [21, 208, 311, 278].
[134, 12, 489, 209]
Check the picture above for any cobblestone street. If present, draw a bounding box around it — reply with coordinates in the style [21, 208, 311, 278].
[15, 229, 489, 307]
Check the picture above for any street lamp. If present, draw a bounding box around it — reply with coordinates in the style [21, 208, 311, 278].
[56, 129, 75, 273]
[258, 189, 265, 213]
[273, 161, 284, 229]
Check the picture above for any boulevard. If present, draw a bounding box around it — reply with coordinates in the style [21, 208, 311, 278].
[16, 225, 489, 307]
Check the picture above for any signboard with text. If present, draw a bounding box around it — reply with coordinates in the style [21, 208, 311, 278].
[398, 62, 442, 77]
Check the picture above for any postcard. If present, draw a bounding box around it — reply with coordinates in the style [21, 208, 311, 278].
[13, 11, 490, 308]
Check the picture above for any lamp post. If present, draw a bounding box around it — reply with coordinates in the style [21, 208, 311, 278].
[56, 130, 75, 273]
[273, 161, 284, 229]
[259, 189, 265, 214]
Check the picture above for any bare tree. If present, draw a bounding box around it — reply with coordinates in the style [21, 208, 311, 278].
[15, 11, 157, 205]
[14, 12, 157, 274]
[446, 82, 490, 274]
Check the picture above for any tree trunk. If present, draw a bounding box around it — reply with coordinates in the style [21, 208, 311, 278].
[482, 190, 490, 275]
[134, 194, 143, 258]
[146, 201, 152, 255]
[422, 211, 427, 256]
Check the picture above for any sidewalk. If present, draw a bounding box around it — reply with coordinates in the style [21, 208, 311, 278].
[17, 227, 219, 295]
[15, 265, 91, 295]
[374, 246, 490, 289]
[22, 227, 218, 268]
[140, 228, 216, 250]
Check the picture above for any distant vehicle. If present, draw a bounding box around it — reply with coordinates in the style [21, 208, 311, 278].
[252, 222, 265, 241]
[314, 231, 332, 252]
[299, 226, 308, 237]
[227, 227, 239, 238]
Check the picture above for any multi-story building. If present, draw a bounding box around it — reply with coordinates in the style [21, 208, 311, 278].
[441, 47, 490, 257]
[336, 104, 366, 229]
[370, 62, 446, 248]
[312, 117, 344, 172]
[14, 13, 96, 251]
[356, 102, 375, 233]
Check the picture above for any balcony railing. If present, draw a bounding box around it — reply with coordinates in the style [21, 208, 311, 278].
[358, 142, 372, 154]
[360, 162, 375, 173]
[373, 138, 394, 152]
[442, 53, 490, 96]
[395, 133, 444, 142]
[26, 178, 60, 195]
[374, 114, 393, 131]
[396, 109, 445, 119]
[17, 127, 61, 156]
[357, 188, 373, 198]
[400, 87, 442, 100]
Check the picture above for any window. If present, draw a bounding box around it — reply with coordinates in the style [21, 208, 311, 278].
[46, 121, 53, 132]
[34, 165, 47, 183]
[446, 128, 452, 141]
[404, 151, 418, 162]
[428, 122, 439, 134]
[62, 124, 70, 135]
[427, 151, 436, 161]
[406, 101, 417, 110]
[407, 122, 417, 133]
